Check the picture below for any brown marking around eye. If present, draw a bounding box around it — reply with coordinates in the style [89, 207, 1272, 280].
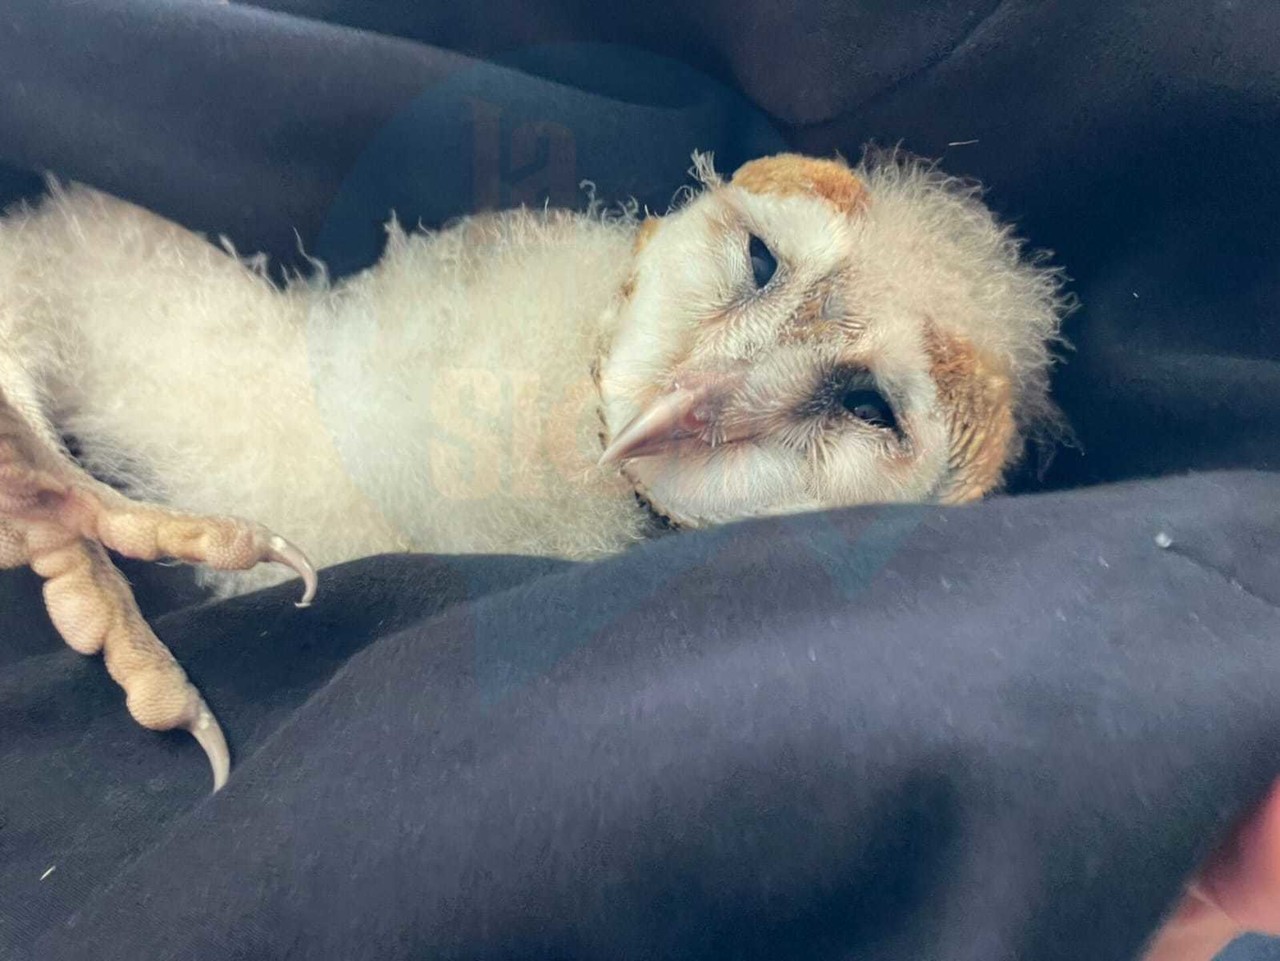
[925, 326, 1017, 503]
[731, 154, 869, 216]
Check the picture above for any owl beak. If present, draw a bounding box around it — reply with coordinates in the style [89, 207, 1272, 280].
[599, 383, 721, 468]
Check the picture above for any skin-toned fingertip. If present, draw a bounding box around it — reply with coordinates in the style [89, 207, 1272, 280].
[266, 534, 318, 608]
[1142, 776, 1280, 961]
[187, 699, 230, 792]
[1197, 774, 1280, 934]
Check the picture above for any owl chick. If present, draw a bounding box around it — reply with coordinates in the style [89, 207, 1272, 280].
[0, 151, 1068, 789]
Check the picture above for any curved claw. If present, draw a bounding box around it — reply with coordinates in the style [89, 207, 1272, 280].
[266, 535, 318, 608]
[186, 697, 230, 792]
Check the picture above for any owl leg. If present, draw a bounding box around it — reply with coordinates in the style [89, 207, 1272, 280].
[0, 385, 316, 791]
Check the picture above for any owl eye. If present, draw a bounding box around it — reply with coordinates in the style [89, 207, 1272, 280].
[840, 388, 899, 433]
[748, 234, 777, 289]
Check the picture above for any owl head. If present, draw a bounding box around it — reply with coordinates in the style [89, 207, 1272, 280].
[596, 150, 1069, 527]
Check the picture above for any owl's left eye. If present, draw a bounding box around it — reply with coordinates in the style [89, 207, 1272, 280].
[840, 388, 899, 433]
[748, 234, 777, 289]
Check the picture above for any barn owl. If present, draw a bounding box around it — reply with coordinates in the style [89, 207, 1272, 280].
[0, 151, 1068, 789]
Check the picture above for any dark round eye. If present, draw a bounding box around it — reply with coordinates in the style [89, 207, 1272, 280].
[840, 388, 899, 432]
[748, 234, 777, 289]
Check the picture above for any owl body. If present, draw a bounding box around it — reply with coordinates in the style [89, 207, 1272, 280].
[0, 191, 657, 596]
[0, 151, 1068, 599]
[0, 151, 1070, 787]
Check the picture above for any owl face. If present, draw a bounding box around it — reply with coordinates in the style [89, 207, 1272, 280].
[596, 152, 1066, 528]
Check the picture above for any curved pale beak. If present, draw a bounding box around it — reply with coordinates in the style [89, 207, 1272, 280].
[599, 386, 712, 468]
[600, 370, 752, 468]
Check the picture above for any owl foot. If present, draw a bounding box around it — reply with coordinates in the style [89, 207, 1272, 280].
[0, 423, 316, 791]
[30, 530, 234, 788]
